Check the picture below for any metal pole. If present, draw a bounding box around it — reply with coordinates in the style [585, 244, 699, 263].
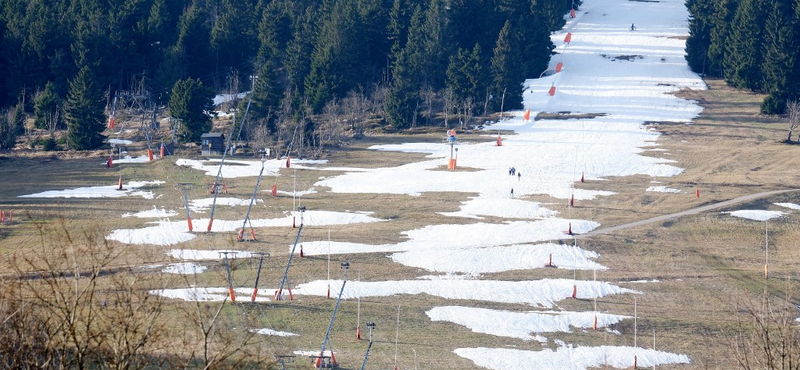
[207, 95, 253, 231]
[220, 252, 236, 302]
[317, 262, 350, 369]
[359, 322, 376, 370]
[394, 305, 400, 370]
[277, 221, 304, 299]
[239, 152, 267, 241]
[765, 220, 769, 278]
[251, 252, 268, 302]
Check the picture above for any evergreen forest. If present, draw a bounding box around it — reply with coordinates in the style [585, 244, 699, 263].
[0, 0, 580, 151]
[685, 0, 800, 114]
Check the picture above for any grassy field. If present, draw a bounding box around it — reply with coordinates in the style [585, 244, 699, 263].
[1, 78, 799, 369]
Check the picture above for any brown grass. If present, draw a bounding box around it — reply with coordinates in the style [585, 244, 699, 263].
[1, 78, 799, 369]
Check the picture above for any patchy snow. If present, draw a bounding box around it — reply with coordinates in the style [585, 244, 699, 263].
[175, 158, 343, 179]
[296, 221, 601, 274]
[293, 350, 334, 358]
[176, 158, 280, 178]
[275, 188, 318, 197]
[134, 0, 703, 366]
[162, 262, 207, 274]
[167, 249, 255, 261]
[150, 286, 271, 302]
[189, 197, 263, 212]
[295, 279, 637, 308]
[455, 346, 690, 370]
[108, 211, 384, 246]
[112, 155, 152, 164]
[213, 92, 248, 106]
[775, 203, 800, 211]
[646, 186, 681, 193]
[440, 197, 558, 219]
[427, 306, 629, 341]
[250, 328, 298, 337]
[19, 180, 163, 200]
[108, 139, 133, 145]
[725, 210, 785, 221]
[122, 206, 178, 218]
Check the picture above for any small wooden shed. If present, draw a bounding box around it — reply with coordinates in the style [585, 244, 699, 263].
[201, 133, 225, 155]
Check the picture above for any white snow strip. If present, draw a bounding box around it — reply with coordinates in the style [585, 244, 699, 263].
[150, 286, 271, 302]
[167, 249, 255, 261]
[775, 202, 800, 211]
[108, 139, 133, 145]
[725, 210, 785, 221]
[189, 197, 262, 212]
[122, 206, 178, 218]
[427, 306, 629, 340]
[250, 328, 298, 337]
[298, 220, 601, 274]
[645, 186, 681, 193]
[19, 180, 164, 199]
[295, 279, 638, 307]
[455, 346, 690, 370]
[107, 211, 383, 247]
[162, 262, 207, 275]
[112, 155, 152, 164]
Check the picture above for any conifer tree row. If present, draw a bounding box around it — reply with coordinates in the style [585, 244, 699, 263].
[685, 0, 800, 114]
[0, 0, 576, 150]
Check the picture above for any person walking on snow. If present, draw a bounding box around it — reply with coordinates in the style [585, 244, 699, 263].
[630, 23, 636, 31]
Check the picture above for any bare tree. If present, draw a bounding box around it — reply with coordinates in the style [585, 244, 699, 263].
[442, 88, 455, 127]
[421, 86, 436, 125]
[341, 91, 368, 138]
[731, 287, 800, 370]
[786, 100, 800, 143]
[2, 220, 275, 370]
[5, 221, 166, 370]
[461, 97, 474, 131]
[369, 83, 388, 121]
[318, 98, 345, 149]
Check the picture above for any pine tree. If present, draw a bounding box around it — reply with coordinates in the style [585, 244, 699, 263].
[249, 59, 283, 135]
[173, 1, 213, 81]
[107, 0, 149, 89]
[446, 44, 488, 109]
[12, 101, 25, 136]
[64, 66, 106, 150]
[257, 0, 295, 64]
[490, 21, 524, 112]
[34, 81, 60, 130]
[388, 0, 412, 68]
[515, 9, 554, 78]
[706, 0, 737, 77]
[285, 7, 316, 100]
[170, 77, 213, 144]
[421, 0, 450, 89]
[685, 0, 714, 74]
[0, 110, 15, 150]
[211, 0, 258, 80]
[401, 5, 426, 83]
[356, 0, 391, 83]
[385, 49, 419, 128]
[760, 1, 796, 113]
[724, 0, 768, 90]
[304, 0, 362, 113]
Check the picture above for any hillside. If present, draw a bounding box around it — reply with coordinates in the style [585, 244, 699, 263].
[2, 0, 800, 369]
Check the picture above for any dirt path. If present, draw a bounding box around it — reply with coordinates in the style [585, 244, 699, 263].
[578, 188, 800, 238]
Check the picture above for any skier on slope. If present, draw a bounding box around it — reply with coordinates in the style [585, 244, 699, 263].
[631, 23, 636, 31]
